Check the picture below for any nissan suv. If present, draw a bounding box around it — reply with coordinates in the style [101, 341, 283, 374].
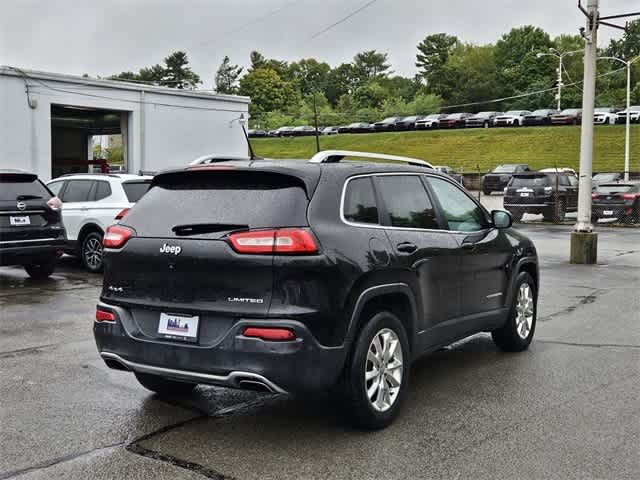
[94, 151, 539, 429]
[0, 169, 66, 279]
[46, 173, 152, 273]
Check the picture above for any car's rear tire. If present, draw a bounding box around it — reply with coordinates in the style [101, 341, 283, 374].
[24, 258, 57, 280]
[339, 311, 410, 430]
[492, 272, 537, 352]
[134, 372, 197, 396]
[81, 231, 104, 273]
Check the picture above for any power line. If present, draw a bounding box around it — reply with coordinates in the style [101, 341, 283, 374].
[311, 0, 379, 39]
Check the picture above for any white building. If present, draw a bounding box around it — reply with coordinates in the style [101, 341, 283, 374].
[0, 66, 250, 180]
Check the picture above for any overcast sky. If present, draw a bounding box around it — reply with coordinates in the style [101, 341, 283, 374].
[1, 0, 634, 87]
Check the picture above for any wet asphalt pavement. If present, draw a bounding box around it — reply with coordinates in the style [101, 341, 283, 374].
[1, 223, 639, 479]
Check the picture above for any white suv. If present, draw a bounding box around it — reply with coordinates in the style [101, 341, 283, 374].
[46, 174, 152, 272]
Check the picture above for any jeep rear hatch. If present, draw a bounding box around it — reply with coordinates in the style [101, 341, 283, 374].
[101, 168, 318, 321]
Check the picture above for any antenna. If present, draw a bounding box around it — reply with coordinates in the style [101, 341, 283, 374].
[233, 113, 257, 160]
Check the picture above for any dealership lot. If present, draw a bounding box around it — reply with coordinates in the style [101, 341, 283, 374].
[1, 224, 638, 479]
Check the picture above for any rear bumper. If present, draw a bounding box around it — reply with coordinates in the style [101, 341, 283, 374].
[94, 301, 347, 393]
[592, 205, 633, 219]
[0, 240, 65, 266]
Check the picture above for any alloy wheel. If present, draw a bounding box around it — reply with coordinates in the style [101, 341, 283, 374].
[365, 328, 403, 412]
[84, 236, 103, 269]
[515, 283, 534, 339]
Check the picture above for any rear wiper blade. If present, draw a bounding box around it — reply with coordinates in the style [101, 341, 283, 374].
[172, 223, 248, 236]
[16, 194, 43, 200]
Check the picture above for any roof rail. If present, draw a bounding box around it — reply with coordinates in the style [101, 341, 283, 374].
[59, 172, 121, 178]
[308, 150, 433, 168]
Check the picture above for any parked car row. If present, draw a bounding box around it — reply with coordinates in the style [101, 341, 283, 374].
[252, 105, 640, 138]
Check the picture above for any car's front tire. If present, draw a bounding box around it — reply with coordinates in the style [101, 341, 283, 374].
[81, 231, 104, 273]
[134, 372, 197, 396]
[24, 257, 57, 280]
[492, 272, 537, 352]
[340, 311, 410, 430]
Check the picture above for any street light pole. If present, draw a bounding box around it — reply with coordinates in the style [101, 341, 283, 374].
[597, 56, 639, 181]
[536, 49, 583, 111]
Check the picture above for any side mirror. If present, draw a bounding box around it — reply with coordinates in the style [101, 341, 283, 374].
[492, 210, 512, 229]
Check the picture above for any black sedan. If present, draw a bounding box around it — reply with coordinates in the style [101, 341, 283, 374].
[523, 109, 559, 126]
[247, 129, 268, 138]
[591, 181, 640, 223]
[373, 116, 402, 132]
[465, 112, 501, 128]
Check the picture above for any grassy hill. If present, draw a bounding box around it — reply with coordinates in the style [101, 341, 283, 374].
[251, 125, 640, 173]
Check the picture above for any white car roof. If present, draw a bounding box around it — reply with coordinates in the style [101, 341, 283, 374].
[47, 174, 152, 183]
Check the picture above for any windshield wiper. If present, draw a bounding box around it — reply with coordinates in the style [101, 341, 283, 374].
[16, 194, 43, 200]
[172, 223, 248, 236]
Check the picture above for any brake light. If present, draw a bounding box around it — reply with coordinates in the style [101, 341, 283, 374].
[47, 196, 62, 211]
[227, 228, 318, 254]
[115, 208, 129, 220]
[591, 193, 599, 199]
[243, 327, 296, 341]
[103, 225, 134, 249]
[621, 193, 639, 200]
[95, 309, 116, 323]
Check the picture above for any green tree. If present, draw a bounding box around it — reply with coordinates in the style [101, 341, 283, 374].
[378, 75, 422, 102]
[326, 63, 359, 105]
[162, 51, 201, 89]
[215, 56, 243, 94]
[415, 33, 459, 86]
[288, 58, 331, 96]
[408, 93, 443, 115]
[495, 26, 554, 100]
[606, 20, 640, 59]
[353, 50, 392, 82]
[238, 68, 300, 118]
[352, 81, 388, 109]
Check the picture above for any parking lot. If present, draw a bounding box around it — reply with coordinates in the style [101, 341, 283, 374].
[1, 223, 638, 480]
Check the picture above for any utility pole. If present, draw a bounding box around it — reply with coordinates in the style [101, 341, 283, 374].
[570, 0, 599, 264]
[313, 91, 321, 153]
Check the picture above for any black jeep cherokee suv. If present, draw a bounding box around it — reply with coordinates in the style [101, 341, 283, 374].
[0, 170, 66, 279]
[94, 151, 539, 429]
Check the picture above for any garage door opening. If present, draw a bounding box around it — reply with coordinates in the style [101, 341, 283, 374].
[51, 105, 129, 178]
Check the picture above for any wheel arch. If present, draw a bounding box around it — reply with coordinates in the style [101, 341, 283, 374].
[505, 258, 539, 311]
[344, 283, 418, 354]
[77, 223, 104, 252]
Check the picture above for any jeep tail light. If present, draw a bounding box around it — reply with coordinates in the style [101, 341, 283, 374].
[95, 309, 116, 323]
[227, 228, 318, 254]
[47, 196, 62, 211]
[243, 327, 296, 341]
[115, 208, 129, 220]
[103, 225, 134, 249]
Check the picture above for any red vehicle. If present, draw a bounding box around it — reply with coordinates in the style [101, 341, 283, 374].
[550, 108, 582, 125]
[439, 113, 471, 128]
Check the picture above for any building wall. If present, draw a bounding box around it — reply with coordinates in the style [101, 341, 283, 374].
[0, 70, 249, 180]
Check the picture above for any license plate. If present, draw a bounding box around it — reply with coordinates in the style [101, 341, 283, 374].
[158, 312, 199, 341]
[9, 216, 30, 226]
[603, 210, 614, 216]
[520, 192, 530, 197]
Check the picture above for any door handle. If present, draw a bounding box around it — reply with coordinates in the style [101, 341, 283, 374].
[397, 242, 418, 253]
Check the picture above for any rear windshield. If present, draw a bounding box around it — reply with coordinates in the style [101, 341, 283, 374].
[593, 173, 619, 182]
[510, 175, 550, 187]
[0, 174, 51, 201]
[596, 184, 637, 194]
[493, 165, 518, 173]
[122, 181, 152, 202]
[124, 171, 309, 237]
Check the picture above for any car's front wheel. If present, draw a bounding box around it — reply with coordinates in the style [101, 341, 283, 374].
[24, 257, 57, 280]
[340, 311, 409, 430]
[81, 231, 104, 273]
[492, 272, 537, 352]
[134, 372, 197, 396]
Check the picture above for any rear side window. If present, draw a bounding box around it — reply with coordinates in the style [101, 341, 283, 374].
[0, 174, 51, 201]
[510, 176, 550, 188]
[428, 177, 486, 232]
[47, 180, 65, 197]
[124, 172, 309, 237]
[343, 177, 379, 224]
[376, 175, 439, 229]
[95, 181, 112, 201]
[61, 180, 94, 202]
[122, 181, 151, 202]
